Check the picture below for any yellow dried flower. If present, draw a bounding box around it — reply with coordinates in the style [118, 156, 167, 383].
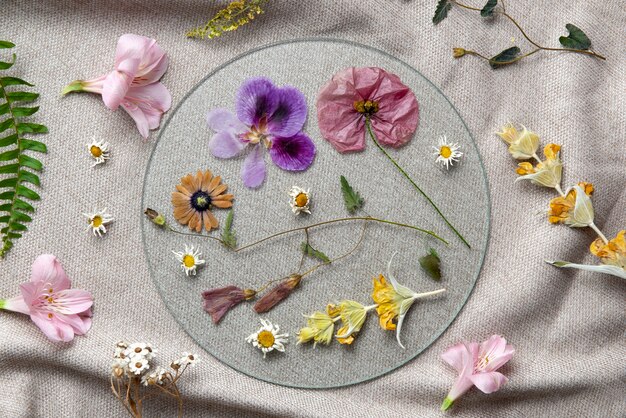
[496, 124, 540, 160]
[548, 182, 594, 225]
[333, 300, 375, 345]
[452, 48, 467, 58]
[297, 305, 338, 347]
[186, 0, 268, 39]
[515, 143, 563, 192]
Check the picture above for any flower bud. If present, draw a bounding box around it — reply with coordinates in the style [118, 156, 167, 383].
[254, 274, 302, 313]
[144, 208, 166, 226]
[452, 48, 467, 58]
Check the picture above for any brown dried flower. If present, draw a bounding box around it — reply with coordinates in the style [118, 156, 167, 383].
[202, 286, 256, 323]
[254, 274, 302, 313]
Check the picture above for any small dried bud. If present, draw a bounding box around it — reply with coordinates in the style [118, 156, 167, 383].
[452, 48, 467, 58]
[254, 274, 302, 313]
[170, 362, 180, 371]
[112, 365, 125, 378]
[144, 208, 166, 226]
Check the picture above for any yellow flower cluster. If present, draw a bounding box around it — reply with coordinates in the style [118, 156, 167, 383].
[186, 0, 268, 39]
[497, 123, 625, 280]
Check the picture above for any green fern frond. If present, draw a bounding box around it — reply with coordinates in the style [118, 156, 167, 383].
[0, 41, 47, 258]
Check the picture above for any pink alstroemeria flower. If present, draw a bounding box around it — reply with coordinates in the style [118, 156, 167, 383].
[62, 34, 171, 139]
[441, 335, 515, 411]
[0, 255, 93, 342]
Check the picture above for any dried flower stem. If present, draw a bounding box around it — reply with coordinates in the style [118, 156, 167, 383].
[451, 0, 606, 63]
[365, 119, 469, 248]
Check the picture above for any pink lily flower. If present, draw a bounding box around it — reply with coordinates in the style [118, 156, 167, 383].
[441, 335, 515, 411]
[0, 255, 93, 342]
[62, 34, 171, 139]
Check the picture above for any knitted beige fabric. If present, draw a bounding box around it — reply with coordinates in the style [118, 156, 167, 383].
[1, 0, 624, 416]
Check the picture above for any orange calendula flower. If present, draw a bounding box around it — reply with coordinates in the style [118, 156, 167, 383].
[171, 170, 233, 232]
[515, 143, 563, 193]
[549, 182, 594, 224]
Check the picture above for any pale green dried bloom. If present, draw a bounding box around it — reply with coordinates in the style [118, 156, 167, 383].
[186, 0, 268, 39]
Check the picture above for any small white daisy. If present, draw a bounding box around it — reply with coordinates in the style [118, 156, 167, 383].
[83, 208, 114, 237]
[172, 245, 205, 276]
[128, 356, 150, 375]
[171, 353, 199, 370]
[124, 342, 157, 361]
[289, 186, 311, 215]
[432, 136, 463, 169]
[246, 319, 289, 358]
[141, 366, 167, 386]
[87, 139, 110, 166]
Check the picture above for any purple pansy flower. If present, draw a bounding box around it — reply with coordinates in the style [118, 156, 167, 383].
[207, 77, 316, 188]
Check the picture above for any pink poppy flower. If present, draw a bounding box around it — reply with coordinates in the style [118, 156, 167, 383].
[316, 66, 419, 153]
[441, 335, 515, 411]
[62, 34, 171, 139]
[0, 255, 93, 342]
[316, 67, 469, 247]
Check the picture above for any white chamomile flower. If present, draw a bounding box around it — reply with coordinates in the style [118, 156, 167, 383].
[141, 366, 167, 386]
[289, 186, 311, 215]
[433, 136, 463, 170]
[83, 208, 114, 237]
[87, 139, 110, 166]
[246, 319, 289, 358]
[128, 357, 150, 375]
[171, 353, 198, 369]
[172, 245, 205, 276]
[125, 342, 157, 361]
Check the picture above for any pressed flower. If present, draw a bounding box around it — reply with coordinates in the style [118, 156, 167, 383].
[144, 208, 166, 227]
[515, 143, 563, 193]
[171, 170, 233, 232]
[496, 123, 540, 160]
[171, 352, 198, 370]
[202, 285, 256, 323]
[128, 357, 150, 375]
[316, 67, 469, 248]
[253, 274, 302, 313]
[172, 244, 205, 276]
[433, 135, 463, 169]
[142, 366, 167, 386]
[246, 319, 289, 358]
[63, 34, 171, 139]
[125, 342, 157, 361]
[333, 300, 376, 345]
[297, 306, 338, 347]
[0, 255, 93, 342]
[87, 139, 110, 166]
[548, 183, 595, 227]
[372, 256, 446, 348]
[207, 77, 316, 188]
[441, 335, 515, 411]
[452, 48, 467, 58]
[549, 230, 626, 280]
[84, 208, 114, 237]
[289, 186, 311, 215]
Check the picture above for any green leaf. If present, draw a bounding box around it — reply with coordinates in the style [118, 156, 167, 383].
[0, 177, 17, 188]
[6, 91, 38, 103]
[489, 46, 521, 68]
[0, 163, 19, 174]
[0, 41, 15, 49]
[13, 199, 34, 212]
[220, 210, 237, 249]
[0, 77, 34, 87]
[0, 191, 15, 200]
[18, 170, 40, 186]
[559, 24, 591, 50]
[433, 0, 452, 25]
[0, 148, 19, 161]
[301, 242, 330, 263]
[480, 0, 497, 17]
[0, 54, 16, 70]
[17, 122, 47, 135]
[0, 118, 14, 133]
[10, 211, 31, 223]
[16, 184, 40, 200]
[340, 175, 364, 214]
[20, 139, 47, 153]
[19, 155, 42, 171]
[419, 248, 442, 281]
[0, 102, 9, 116]
[11, 106, 39, 117]
[0, 134, 17, 147]
[8, 222, 27, 231]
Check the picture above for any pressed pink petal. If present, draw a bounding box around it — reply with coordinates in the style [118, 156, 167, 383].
[30, 254, 70, 290]
[18, 282, 40, 307]
[57, 312, 92, 336]
[30, 311, 74, 342]
[445, 375, 475, 403]
[441, 342, 470, 373]
[1, 295, 30, 315]
[469, 371, 509, 394]
[120, 82, 171, 138]
[54, 289, 94, 314]
[241, 144, 266, 188]
[209, 130, 246, 159]
[207, 108, 247, 132]
[114, 34, 152, 68]
[102, 67, 136, 110]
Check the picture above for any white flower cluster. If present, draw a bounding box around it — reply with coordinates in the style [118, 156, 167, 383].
[111, 341, 198, 386]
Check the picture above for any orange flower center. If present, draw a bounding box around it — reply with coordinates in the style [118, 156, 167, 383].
[182, 255, 196, 268]
[90, 145, 103, 158]
[294, 192, 308, 207]
[353, 100, 379, 115]
[257, 330, 275, 348]
[91, 216, 103, 227]
[440, 146, 452, 159]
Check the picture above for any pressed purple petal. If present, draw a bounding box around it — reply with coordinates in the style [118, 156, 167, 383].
[269, 133, 316, 171]
[202, 286, 246, 324]
[206, 108, 247, 132]
[241, 144, 266, 188]
[209, 129, 246, 159]
[266, 86, 307, 137]
[235, 77, 278, 127]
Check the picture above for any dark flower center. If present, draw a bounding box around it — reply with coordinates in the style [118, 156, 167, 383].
[191, 191, 212, 211]
[353, 100, 379, 115]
